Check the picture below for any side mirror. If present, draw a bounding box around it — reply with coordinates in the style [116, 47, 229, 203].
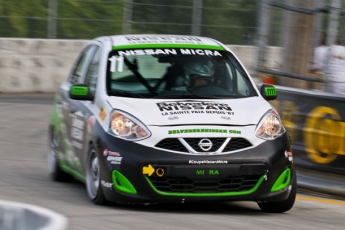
[260, 84, 277, 101]
[69, 84, 94, 101]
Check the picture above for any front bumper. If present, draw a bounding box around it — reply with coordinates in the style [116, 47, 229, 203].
[96, 131, 294, 204]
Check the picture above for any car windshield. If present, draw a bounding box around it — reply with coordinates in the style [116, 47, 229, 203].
[106, 48, 258, 99]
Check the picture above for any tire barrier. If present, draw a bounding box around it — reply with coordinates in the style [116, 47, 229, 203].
[271, 85, 345, 197]
[0, 200, 68, 230]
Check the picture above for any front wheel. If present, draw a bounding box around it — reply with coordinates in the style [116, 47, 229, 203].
[258, 170, 297, 213]
[85, 144, 108, 205]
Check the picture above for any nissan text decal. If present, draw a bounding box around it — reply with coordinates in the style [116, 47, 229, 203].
[125, 35, 203, 44]
[117, 49, 222, 57]
[157, 100, 234, 116]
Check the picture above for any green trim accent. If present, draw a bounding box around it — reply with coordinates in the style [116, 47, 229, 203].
[59, 160, 86, 182]
[113, 44, 224, 50]
[70, 86, 88, 96]
[112, 170, 137, 194]
[271, 168, 291, 192]
[265, 87, 277, 96]
[51, 105, 62, 132]
[52, 102, 84, 174]
[145, 175, 265, 197]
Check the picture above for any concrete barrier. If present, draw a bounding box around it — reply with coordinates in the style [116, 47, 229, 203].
[0, 200, 68, 230]
[0, 38, 284, 93]
[0, 38, 89, 93]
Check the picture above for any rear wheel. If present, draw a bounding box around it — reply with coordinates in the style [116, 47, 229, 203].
[48, 127, 73, 182]
[258, 170, 297, 213]
[85, 144, 108, 205]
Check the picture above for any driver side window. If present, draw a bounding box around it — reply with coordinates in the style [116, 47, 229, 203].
[69, 45, 95, 84]
[84, 47, 100, 96]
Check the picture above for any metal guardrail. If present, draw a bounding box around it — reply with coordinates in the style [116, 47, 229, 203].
[270, 1, 345, 15]
[256, 68, 326, 83]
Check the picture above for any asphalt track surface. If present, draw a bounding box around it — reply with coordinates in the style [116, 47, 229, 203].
[0, 94, 344, 230]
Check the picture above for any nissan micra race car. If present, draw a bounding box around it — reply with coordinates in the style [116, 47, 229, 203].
[48, 34, 296, 213]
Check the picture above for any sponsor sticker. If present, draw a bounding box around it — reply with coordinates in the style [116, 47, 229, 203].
[157, 100, 234, 116]
[265, 87, 277, 97]
[101, 180, 113, 190]
[98, 107, 108, 122]
[142, 164, 155, 176]
[168, 129, 241, 134]
[107, 156, 123, 165]
[71, 86, 88, 96]
[285, 151, 293, 161]
[189, 160, 228, 164]
[284, 151, 293, 161]
[116, 49, 222, 57]
[109, 48, 222, 73]
[87, 116, 96, 133]
[103, 149, 121, 157]
[125, 35, 203, 44]
[70, 115, 84, 149]
[195, 169, 219, 175]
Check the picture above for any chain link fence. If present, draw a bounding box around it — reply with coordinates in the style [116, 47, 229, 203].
[257, 0, 345, 90]
[0, 0, 258, 45]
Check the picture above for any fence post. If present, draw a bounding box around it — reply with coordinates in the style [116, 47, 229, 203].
[326, 0, 341, 46]
[256, 0, 271, 70]
[47, 0, 58, 38]
[324, 0, 341, 92]
[122, 0, 133, 35]
[312, 0, 325, 51]
[191, 0, 203, 36]
[281, 0, 314, 88]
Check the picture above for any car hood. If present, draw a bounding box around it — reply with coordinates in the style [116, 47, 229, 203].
[107, 97, 272, 126]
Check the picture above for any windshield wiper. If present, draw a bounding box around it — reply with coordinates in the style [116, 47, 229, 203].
[122, 57, 157, 95]
[107, 90, 147, 98]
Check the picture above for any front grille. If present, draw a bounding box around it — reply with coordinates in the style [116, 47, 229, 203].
[155, 137, 252, 153]
[184, 138, 226, 152]
[222, 138, 252, 152]
[148, 175, 262, 193]
[155, 138, 188, 152]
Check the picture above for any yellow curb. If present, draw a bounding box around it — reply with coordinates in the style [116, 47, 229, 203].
[297, 195, 345, 205]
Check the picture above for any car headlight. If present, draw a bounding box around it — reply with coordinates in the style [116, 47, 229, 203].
[108, 110, 151, 141]
[255, 110, 286, 140]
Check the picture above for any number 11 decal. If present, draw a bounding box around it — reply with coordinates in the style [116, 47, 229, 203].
[109, 56, 124, 73]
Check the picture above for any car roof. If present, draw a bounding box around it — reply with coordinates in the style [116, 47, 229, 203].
[102, 34, 225, 50]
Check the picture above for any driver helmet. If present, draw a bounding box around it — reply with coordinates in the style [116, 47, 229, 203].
[183, 57, 215, 89]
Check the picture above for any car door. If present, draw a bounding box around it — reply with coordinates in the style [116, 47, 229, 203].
[59, 44, 97, 172]
[69, 44, 102, 173]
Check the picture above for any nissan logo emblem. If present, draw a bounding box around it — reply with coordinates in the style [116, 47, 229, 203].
[198, 139, 213, 151]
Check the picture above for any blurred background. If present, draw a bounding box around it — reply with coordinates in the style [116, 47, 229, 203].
[1, 0, 345, 89]
[1, 0, 344, 168]
[0, 1, 345, 229]
[0, 0, 258, 44]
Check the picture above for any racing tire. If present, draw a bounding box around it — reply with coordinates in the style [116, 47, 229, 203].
[85, 144, 109, 205]
[48, 127, 73, 182]
[258, 170, 297, 213]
